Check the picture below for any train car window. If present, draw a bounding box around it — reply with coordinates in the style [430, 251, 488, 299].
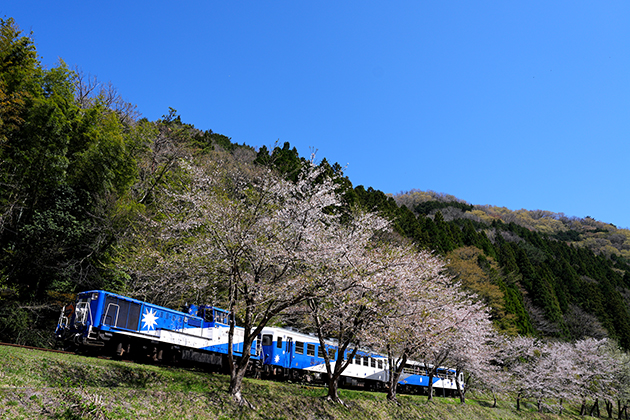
[363, 357, 369, 367]
[262, 334, 272, 346]
[295, 341, 304, 354]
[116, 300, 130, 328]
[328, 348, 336, 360]
[317, 346, 326, 358]
[370, 358, 376, 368]
[378, 360, 383, 369]
[187, 317, 202, 327]
[203, 308, 213, 322]
[127, 302, 141, 330]
[355, 356, 361, 365]
[214, 309, 229, 324]
[102, 296, 141, 330]
[277, 337, 283, 348]
[102, 303, 119, 326]
[307, 344, 315, 356]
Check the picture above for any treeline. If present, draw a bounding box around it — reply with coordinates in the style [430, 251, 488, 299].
[0, 18, 256, 345]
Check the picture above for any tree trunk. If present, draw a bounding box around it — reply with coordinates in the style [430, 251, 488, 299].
[228, 362, 249, 404]
[427, 370, 435, 402]
[455, 369, 465, 404]
[581, 398, 587, 416]
[226, 300, 256, 408]
[325, 376, 342, 403]
[605, 400, 613, 418]
[386, 351, 407, 402]
[589, 398, 599, 417]
[311, 307, 357, 405]
[619, 401, 628, 420]
[516, 391, 521, 411]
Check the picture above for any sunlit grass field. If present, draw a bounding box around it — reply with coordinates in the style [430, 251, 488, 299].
[0, 345, 593, 419]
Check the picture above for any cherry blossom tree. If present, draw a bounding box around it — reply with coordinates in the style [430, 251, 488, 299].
[375, 250, 459, 402]
[196, 159, 352, 406]
[123, 154, 390, 406]
[495, 336, 540, 411]
[415, 297, 495, 403]
[607, 343, 630, 419]
[444, 301, 496, 404]
[496, 336, 619, 415]
[466, 337, 511, 409]
[307, 241, 424, 404]
[570, 338, 618, 416]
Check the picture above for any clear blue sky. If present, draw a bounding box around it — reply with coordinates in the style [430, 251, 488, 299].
[4, 1, 630, 228]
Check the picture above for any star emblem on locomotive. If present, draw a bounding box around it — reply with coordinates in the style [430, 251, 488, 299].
[142, 308, 158, 330]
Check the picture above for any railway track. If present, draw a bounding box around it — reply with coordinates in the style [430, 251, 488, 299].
[0, 341, 74, 354]
[0, 341, 135, 363]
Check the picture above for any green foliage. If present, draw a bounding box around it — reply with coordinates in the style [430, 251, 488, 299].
[3, 15, 630, 356]
[446, 246, 529, 335]
[254, 141, 306, 181]
[393, 190, 630, 346]
[0, 300, 58, 347]
[0, 18, 145, 306]
[415, 200, 474, 215]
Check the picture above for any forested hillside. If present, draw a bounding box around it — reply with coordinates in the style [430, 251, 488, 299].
[390, 190, 630, 347]
[2, 15, 630, 355]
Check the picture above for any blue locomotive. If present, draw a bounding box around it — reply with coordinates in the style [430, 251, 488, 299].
[55, 290, 260, 368]
[55, 290, 462, 395]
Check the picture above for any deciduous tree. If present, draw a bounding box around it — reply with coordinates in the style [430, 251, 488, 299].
[123, 155, 380, 406]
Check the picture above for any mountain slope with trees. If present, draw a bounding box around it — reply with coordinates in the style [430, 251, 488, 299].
[3, 16, 630, 414]
[392, 189, 630, 345]
[2, 14, 630, 352]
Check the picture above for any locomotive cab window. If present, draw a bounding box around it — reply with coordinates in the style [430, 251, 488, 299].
[262, 334, 272, 346]
[203, 308, 213, 322]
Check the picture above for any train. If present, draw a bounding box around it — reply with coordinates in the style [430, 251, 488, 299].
[55, 290, 462, 396]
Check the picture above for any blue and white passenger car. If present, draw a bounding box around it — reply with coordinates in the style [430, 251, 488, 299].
[261, 326, 388, 389]
[55, 290, 260, 368]
[261, 326, 463, 395]
[397, 360, 462, 396]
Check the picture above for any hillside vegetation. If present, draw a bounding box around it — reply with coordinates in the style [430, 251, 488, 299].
[0, 345, 592, 420]
[390, 189, 630, 344]
[2, 16, 630, 414]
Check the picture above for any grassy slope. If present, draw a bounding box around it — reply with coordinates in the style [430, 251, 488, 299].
[0, 345, 594, 420]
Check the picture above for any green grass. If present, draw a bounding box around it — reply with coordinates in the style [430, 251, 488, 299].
[0, 345, 597, 419]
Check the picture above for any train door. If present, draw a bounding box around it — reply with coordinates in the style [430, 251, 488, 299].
[282, 337, 293, 369]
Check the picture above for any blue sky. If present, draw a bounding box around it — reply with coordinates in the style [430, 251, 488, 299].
[4, 1, 630, 228]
